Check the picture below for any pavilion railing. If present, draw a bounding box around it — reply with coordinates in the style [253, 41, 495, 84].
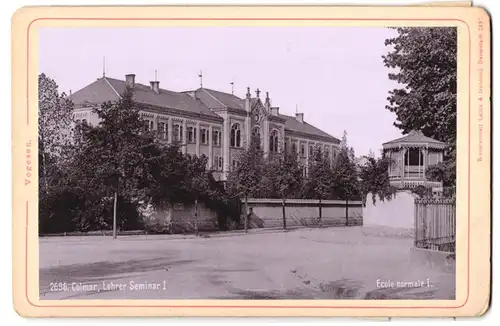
[414, 198, 456, 253]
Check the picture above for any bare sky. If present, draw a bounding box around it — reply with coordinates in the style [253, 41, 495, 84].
[38, 26, 403, 157]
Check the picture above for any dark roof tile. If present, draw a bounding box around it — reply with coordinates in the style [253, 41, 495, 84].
[279, 114, 340, 143]
[71, 77, 220, 119]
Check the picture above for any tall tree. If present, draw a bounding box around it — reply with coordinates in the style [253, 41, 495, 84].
[38, 73, 74, 194]
[305, 147, 333, 225]
[184, 154, 210, 235]
[263, 152, 303, 230]
[358, 152, 396, 206]
[332, 147, 359, 226]
[383, 27, 457, 186]
[79, 87, 161, 238]
[226, 135, 264, 232]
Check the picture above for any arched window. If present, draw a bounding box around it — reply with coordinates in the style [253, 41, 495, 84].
[292, 142, 297, 153]
[230, 123, 241, 147]
[252, 127, 261, 149]
[269, 130, 279, 152]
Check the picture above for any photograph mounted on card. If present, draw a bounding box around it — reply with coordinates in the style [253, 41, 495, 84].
[11, 4, 490, 317]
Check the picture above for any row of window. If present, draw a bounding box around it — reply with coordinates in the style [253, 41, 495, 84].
[232, 124, 281, 152]
[148, 121, 222, 146]
[211, 156, 240, 171]
[284, 141, 337, 159]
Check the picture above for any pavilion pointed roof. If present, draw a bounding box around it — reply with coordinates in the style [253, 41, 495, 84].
[382, 130, 446, 150]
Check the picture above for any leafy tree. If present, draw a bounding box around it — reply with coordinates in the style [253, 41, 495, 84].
[77, 87, 161, 238]
[304, 147, 333, 224]
[184, 154, 210, 234]
[263, 152, 303, 230]
[358, 152, 397, 206]
[226, 135, 264, 232]
[38, 73, 74, 194]
[383, 27, 457, 186]
[425, 160, 455, 188]
[332, 147, 359, 226]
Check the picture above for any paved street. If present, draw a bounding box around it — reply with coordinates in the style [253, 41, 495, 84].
[39, 226, 455, 300]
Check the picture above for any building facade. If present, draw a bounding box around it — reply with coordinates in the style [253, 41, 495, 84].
[70, 74, 340, 180]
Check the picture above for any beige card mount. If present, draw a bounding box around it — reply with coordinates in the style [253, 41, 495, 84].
[11, 4, 490, 318]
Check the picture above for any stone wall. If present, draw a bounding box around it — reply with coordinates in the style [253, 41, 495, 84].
[146, 202, 218, 233]
[243, 198, 363, 229]
[363, 191, 417, 229]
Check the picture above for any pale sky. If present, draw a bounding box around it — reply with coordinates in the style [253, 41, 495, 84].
[38, 27, 404, 157]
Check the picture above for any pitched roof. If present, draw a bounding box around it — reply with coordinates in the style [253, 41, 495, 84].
[382, 130, 446, 149]
[190, 87, 340, 143]
[279, 114, 340, 143]
[196, 88, 246, 111]
[70, 77, 121, 106]
[70, 77, 221, 119]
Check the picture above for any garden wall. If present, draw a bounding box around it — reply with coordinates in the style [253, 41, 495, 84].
[363, 191, 417, 229]
[146, 202, 218, 233]
[243, 198, 363, 229]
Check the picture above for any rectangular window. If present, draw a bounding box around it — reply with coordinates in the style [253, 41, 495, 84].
[213, 156, 223, 171]
[188, 126, 195, 143]
[158, 122, 167, 140]
[173, 124, 182, 142]
[201, 128, 208, 144]
[301, 143, 305, 156]
[213, 156, 218, 170]
[213, 130, 220, 146]
[309, 145, 314, 156]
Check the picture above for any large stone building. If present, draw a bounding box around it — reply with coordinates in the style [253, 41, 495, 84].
[70, 73, 340, 180]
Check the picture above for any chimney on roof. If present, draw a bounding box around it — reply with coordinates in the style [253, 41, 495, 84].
[296, 112, 304, 123]
[125, 74, 135, 88]
[150, 81, 160, 94]
[271, 107, 280, 116]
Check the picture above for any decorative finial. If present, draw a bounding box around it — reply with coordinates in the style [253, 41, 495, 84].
[246, 87, 251, 98]
[230, 81, 234, 95]
[198, 70, 203, 88]
[102, 56, 106, 77]
[256, 88, 260, 98]
[266, 91, 269, 99]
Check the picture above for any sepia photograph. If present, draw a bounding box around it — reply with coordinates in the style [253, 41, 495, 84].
[36, 25, 457, 301]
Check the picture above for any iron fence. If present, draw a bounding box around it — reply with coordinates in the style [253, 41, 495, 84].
[414, 198, 456, 252]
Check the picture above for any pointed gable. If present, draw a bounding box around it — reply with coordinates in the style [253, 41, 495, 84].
[70, 77, 121, 106]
